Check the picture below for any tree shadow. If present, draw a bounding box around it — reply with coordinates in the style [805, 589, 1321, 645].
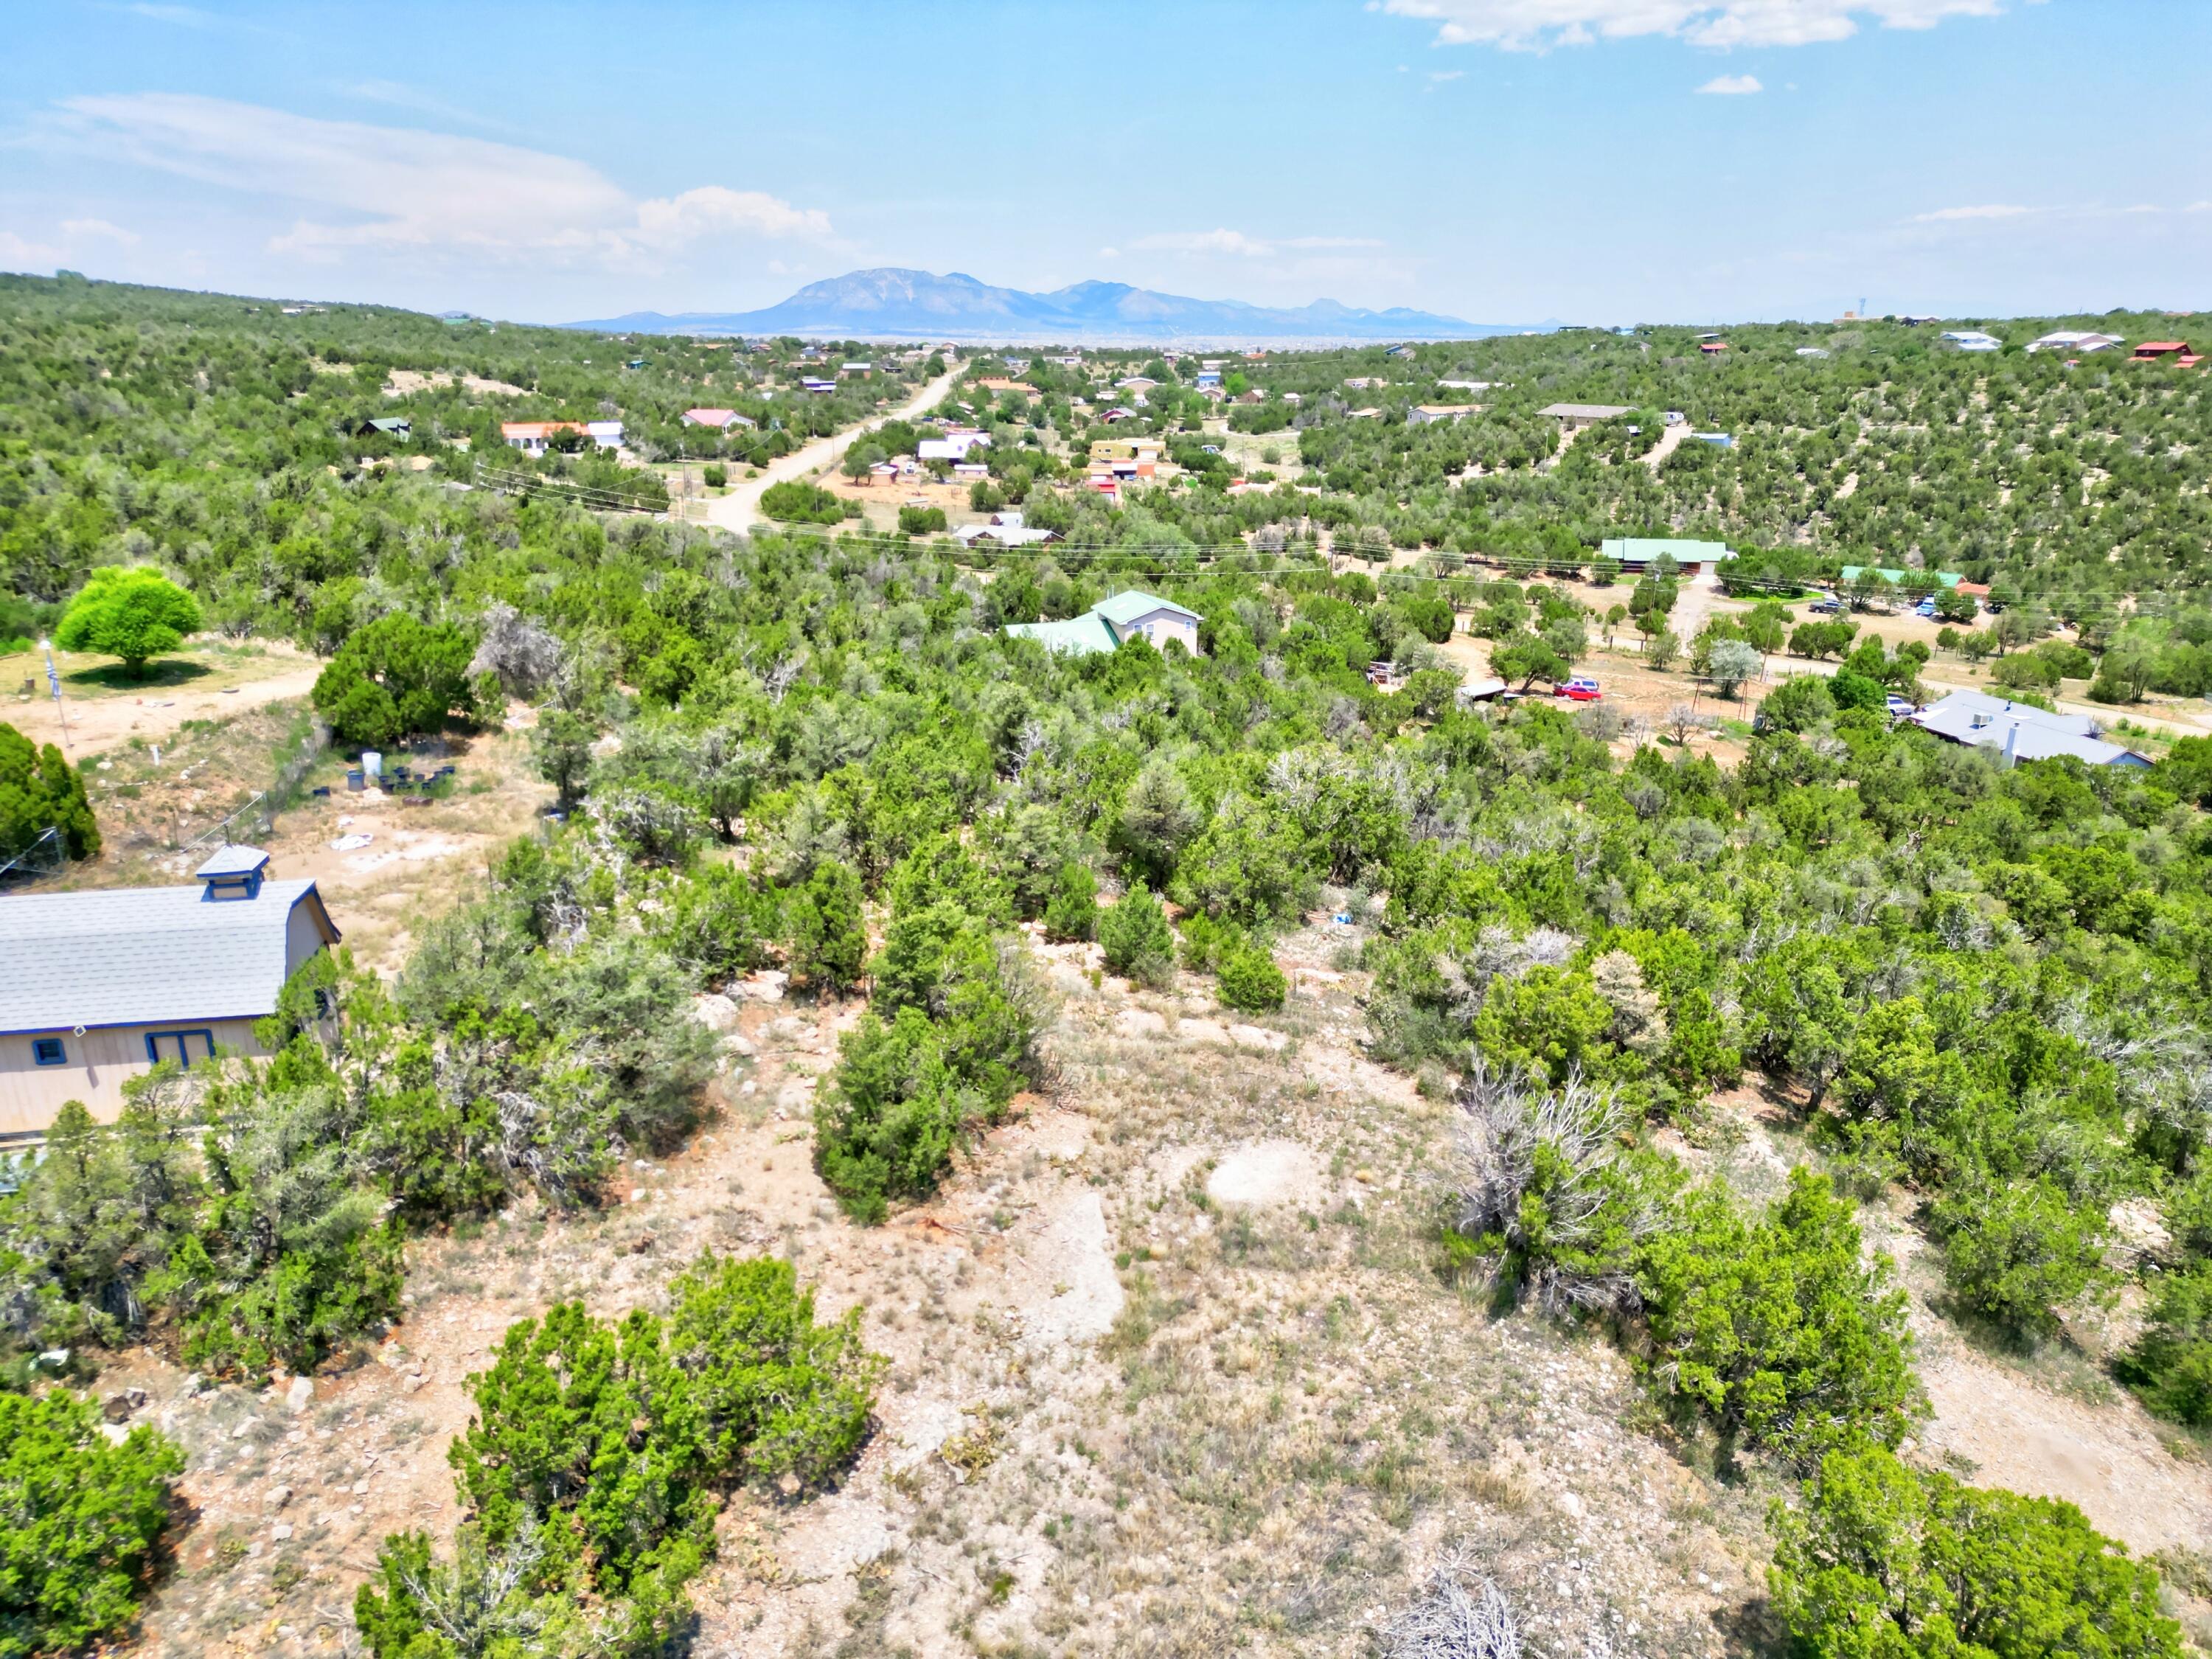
[1713, 1593, 1789, 1659]
[1926, 1287, 2067, 1364]
[63, 658, 215, 693]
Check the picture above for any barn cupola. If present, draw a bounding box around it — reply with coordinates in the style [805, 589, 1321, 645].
[195, 844, 272, 901]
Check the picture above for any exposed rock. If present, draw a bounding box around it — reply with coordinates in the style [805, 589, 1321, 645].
[285, 1375, 313, 1413]
[690, 992, 742, 1032]
[732, 970, 789, 1003]
[266, 1486, 293, 1511]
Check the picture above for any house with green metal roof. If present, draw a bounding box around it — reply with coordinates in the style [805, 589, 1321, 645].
[1840, 566, 1963, 588]
[1005, 591, 1201, 657]
[1598, 538, 1735, 574]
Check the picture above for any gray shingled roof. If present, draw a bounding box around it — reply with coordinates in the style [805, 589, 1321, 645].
[1913, 690, 2149, 768]
[0, 880, 335, 1034]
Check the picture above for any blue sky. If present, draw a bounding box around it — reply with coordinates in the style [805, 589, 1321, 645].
[2, 0, 2206, 326]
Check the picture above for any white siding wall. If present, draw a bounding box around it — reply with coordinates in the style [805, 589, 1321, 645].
[1127, 608, 1202, 655]
[0, 1018, 265, 1135]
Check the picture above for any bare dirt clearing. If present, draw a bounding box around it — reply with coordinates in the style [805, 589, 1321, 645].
[4, 642, 321, 759]
[380, 367, 529, 398]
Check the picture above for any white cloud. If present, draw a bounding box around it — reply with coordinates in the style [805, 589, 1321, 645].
[338, 80, 513, 134]
[1429, 68, 1467, 80]
[0, 231, 65, 268]
[38, 94, 831, 270]
[1099, 246, 1121, 257]
[1136, 228, 1276, 257]
[1911, 203, 2035, 220]
[1378, 0, 2002, 51]
[59, 218, 139, 245]
[0, 217, 144, 272]
[1135, 229, 1385, 258]
[1697, 72, 1763, 91]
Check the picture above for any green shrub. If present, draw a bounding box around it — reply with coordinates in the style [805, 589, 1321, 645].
[758, 480, 844, 524]
[0, 1390, 183, 1659]
[702, 463, 727, 488]
[812, 1007, 978, 1223]
[360, 1253, 877, 1655]
[2117, 1265, 2212, 1426]
[1099, 886, 1176, 989]
[1217, 942, 1287, 1012]
[1770, 1443, 2180, 1659]
[311, 613, 487, 748]
[785, 860, 868, 992]
[659, 860, 782, 980]
[1636, 1169, 1922, 1464]
[1041, 862, 1099, 942]
[1933, 1174, 2108, 1338]
[0, 723, 98, 861]
[898, 505, 947, 535]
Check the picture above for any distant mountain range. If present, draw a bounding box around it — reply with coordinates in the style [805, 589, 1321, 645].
[565, 267, 1536, 344]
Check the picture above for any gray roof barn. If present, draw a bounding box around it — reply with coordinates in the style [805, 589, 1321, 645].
[1912, 690, 2149, 768]
[0, 849, 341, 1034]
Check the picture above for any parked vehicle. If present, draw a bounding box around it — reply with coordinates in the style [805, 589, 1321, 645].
[1553, 677, 1603, 702]
[1885, 694, 1918, 717]
[1914, 597, 1938, 617]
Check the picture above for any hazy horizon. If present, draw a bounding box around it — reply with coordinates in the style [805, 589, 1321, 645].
[4, 1, 2208, 326]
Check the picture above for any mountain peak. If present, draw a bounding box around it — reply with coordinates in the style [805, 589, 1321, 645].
[565, 268, 1526, 344]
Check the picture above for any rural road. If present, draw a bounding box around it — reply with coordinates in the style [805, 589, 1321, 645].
[700, 364, 964, 537]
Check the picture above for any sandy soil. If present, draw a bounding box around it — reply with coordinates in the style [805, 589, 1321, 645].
[380, 368, 529, 398]
[2, 644, 321, 759]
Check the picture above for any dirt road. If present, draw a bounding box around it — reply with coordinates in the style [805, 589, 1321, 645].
[700, 365, 964, 537]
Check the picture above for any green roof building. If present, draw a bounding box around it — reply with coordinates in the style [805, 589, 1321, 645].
[1598, 538, 1734, 572]
[1005, 590, 1201, 657]
[1840, 566, 1963, 588]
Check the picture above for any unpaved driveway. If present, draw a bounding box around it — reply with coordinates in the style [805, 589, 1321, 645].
[700, 365, 964, 537]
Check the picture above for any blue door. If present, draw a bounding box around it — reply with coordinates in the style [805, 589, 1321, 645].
[145, 1030, 216, 1066]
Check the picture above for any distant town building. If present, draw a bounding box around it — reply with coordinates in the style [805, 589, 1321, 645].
[1408, 405, 1481, 425]
[1540, 403, 1632, 431]
[2025, 330, 2124, 354]
[501, 420, 622, 456]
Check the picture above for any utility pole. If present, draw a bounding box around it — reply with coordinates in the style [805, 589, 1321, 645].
[38, 639, 69, 757]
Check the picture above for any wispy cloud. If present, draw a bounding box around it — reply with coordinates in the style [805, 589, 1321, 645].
[1697, 73, 1763, 93]
[1135, 228, 1385, 258]
[97, 2, 280, 35]
[0, 216, 142, 271]
[1375, 0, 2003, 52]
[34, 94, 832, 270]
[338, 80, 513, 134]
[59, 218, 139, 245]
[1428, 68, 1467, 80]
[1911, 203, 2036, 221]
